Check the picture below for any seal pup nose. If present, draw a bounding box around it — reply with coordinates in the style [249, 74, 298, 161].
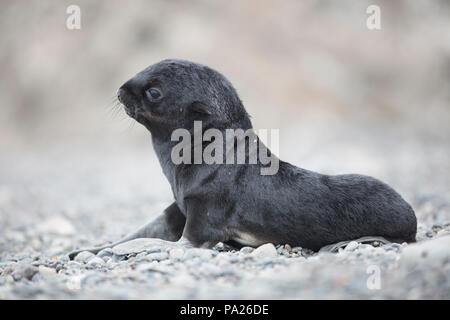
[117, 87, 126, 104]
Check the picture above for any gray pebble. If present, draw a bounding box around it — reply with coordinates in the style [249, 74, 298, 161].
[213, 242, 225, 251]
[87, 257, 105, 268]
[97, 248, 113, 259]
[68, 261, 82, 268]
[74, 251, 95, 263]
[239, 247, 254, 255]
[12, 264, 38, 281]
[111, 254, 126, 262]
[59, 255, 69, 263]
[292, 247, 302, 253]
[135, 252, 148, 259]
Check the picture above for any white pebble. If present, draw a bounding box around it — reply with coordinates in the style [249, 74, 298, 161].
[74, 251, 95, 263]
[250, 243, 278, 258]
[169, 248, 185, 260]
[38, 265, 56, 277]
[345, 241, 359, 252]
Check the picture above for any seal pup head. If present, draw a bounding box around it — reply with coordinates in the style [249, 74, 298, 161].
[117, 59, 252, 138]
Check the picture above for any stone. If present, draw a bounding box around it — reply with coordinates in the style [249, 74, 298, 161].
[250, 243, 278, 258]
[135, 252, 148, 259]
[97, 248, 113, 259]
[239, 247, 254, 255]
[13, 264, 38, 281]
[38, 265, 56, 277]
[169, 248, 185, 260]
[292, 247, 302, 253]
[74, 251, 95, 263]
[67, 261, 82, 268]
[111, 254, 126, 262]
[345, 241, 359, 252]
[87, 257, 105, 267]
[213, 242, 225, 251]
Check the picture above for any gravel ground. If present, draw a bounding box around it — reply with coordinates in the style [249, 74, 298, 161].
[1, 129, 449, 299]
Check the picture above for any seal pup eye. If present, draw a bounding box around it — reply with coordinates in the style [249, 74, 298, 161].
[146, 88, 163, 101]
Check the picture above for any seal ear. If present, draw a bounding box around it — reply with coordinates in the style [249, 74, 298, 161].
[189, 101, 213, 116]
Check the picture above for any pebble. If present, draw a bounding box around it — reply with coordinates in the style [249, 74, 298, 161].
[292, 247, 302, 253]
[239, 247, 254, 255]
[213, 242, 225, 251]
[12, 264, 38, 281]
[301, 248, 315, 257]
[74, 251, 95, 263]
[135, 252, 148, 259]
[87, 257, 105, 267]
[250, 243, 278, 258]
[111, 254, 126, 262]
[38, 265, 56, 277]
[344, 241, 359, 252]
[169, 248, 185, 260]
[97, 248, 113, 259]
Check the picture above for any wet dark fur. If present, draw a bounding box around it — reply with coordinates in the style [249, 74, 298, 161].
[117, 59, 417, 251]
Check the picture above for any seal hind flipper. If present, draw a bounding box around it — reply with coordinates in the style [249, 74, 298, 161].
[318, 236, 392, 253]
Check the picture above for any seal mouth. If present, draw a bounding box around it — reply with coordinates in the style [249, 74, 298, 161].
[124, 106, 137, 119]
[123, 104, 164, 124]
[123, 105, 145, 119]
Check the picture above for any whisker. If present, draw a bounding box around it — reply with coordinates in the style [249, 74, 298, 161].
[105, 95, 124, 120]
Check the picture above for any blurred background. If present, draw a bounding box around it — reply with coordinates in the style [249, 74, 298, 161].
[0, 0, 449, 247]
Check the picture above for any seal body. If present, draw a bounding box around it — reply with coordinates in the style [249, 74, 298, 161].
[115, 59, 417, 251]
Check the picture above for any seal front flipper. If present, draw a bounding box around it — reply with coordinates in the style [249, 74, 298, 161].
[180, 197, 232, 249]
[68, 202, 185, 260]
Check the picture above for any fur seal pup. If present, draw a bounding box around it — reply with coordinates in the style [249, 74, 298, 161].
[68, 59, 416, 259]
